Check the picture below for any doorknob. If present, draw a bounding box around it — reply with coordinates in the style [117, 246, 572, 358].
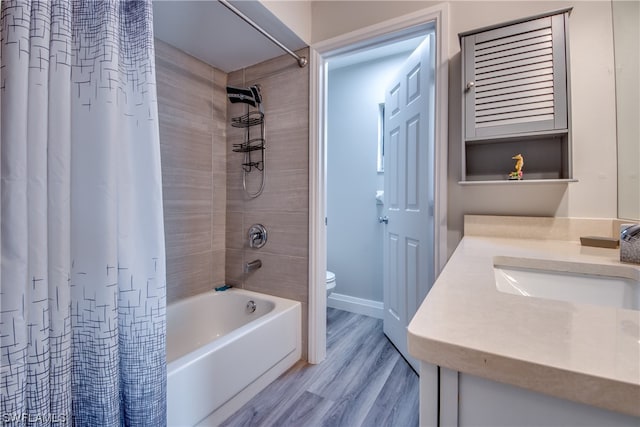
[378, 216, 389, 224]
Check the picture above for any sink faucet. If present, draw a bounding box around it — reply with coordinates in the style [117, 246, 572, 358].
[620, 224, 640, 264]
[621, 224, 640, 242]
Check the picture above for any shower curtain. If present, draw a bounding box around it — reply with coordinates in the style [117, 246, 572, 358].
[0, 1, 166, 425]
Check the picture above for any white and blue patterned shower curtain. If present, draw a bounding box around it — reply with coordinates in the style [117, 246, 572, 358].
[0, 1, 167, 425]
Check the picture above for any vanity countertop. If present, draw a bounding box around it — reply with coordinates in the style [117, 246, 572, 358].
[407, 235, 640, 417]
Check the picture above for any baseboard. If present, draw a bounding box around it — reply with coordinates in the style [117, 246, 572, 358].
[327, 293, 384, 319]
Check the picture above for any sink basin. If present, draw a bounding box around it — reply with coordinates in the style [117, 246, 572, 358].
[493, 257, 640, 311]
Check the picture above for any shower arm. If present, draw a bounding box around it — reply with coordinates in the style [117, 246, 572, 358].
[218, 0, 308, 68]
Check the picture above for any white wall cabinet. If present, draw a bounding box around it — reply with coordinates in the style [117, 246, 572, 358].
[460, 9, 574, 183]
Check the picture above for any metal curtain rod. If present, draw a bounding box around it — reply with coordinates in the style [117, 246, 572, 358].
[218, 0, 308, 68]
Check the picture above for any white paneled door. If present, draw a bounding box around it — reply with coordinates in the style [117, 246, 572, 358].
[382, 35, 436, 372]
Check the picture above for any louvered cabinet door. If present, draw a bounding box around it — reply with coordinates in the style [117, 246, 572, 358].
[463, 13, 569, 139]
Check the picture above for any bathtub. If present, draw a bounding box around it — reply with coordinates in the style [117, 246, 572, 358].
[167, 288, 301, 426]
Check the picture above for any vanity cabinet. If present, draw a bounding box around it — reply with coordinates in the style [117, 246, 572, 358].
[421, 363, 640, 427]
[460, 9, 574, 183]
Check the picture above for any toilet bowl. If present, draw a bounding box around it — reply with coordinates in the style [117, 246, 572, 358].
[326, 271, 336, 298]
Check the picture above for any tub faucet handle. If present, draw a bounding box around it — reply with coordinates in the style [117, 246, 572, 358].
[248, 224, 268, 249]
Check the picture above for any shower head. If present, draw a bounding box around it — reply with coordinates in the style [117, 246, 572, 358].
[226, 85, 258, 107]
[250, 85, 262, 104]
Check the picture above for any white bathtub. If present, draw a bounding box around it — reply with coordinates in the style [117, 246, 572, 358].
[167, 288, 301, 426]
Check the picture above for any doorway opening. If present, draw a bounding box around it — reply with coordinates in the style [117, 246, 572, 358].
[326, 33, 433, 371]
[308, 4, 449, 365]
[325, 34, 427, 314]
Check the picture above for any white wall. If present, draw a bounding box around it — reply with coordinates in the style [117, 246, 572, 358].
[260, 0, 312, 44]
[311, 1, 441, 43]
[327, 53, 409, 302]
[447, 1, 617, 253]
[312, 1, 619, 256]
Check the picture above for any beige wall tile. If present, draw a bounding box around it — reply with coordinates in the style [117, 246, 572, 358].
[243, 211, 308, 258]
[212, 171, 227, 211]
[225, 51, 310, 359]
[212, 212, 226, 252]
[157, 39, 227, 303]
[164, 212, 212, 257]
[265, 127, 309, 172]
[226, 211, 245, 251]
[225, 248, 245, 287]
[158, 43, 310, 359]
[159, 125, 213, 172]
[155, 39, 213, 81]
[212, 69, 228, 128]
[212, 249, 226, 287]
[162, 169, 212, 213]
[227, 168, 308, 213]
[166, 250, 214, 302]
[243, 253, 308, 303]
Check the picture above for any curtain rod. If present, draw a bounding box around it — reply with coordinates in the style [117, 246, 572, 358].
[218, 0, 308, 68]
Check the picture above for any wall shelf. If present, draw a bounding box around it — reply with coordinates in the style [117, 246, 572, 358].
[464, 129, 569, 145]
[459, 179, 578, 185]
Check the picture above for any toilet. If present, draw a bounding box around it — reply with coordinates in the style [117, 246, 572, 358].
[326, 271, 336, 298]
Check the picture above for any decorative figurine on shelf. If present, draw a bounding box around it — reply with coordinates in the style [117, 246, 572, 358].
[508, 153, 524, 180]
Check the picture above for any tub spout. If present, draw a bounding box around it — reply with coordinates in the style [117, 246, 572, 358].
[245, 259, 262, 273]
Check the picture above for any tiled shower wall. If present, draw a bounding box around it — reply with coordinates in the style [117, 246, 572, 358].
[156, 40, 228, 303]
[226, 49, 310, 358]
[156, 40, 310, 358]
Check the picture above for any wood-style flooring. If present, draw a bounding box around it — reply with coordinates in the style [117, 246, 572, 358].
[221, 308, 419, 427]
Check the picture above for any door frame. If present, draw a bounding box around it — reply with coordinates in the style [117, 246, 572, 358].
[308, 3, 450, 364]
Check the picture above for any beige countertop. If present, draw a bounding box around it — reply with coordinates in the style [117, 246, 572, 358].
[408, 235, 640, 417]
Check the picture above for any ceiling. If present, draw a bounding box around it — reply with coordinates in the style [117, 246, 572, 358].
[328, 36, 426, 71]
[152, 0, 307, 73]
[153, 1, 428, 74]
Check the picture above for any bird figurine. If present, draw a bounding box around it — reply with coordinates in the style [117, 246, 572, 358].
[508, 154, 524, 180]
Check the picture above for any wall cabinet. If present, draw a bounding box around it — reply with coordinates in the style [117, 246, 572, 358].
[460, 9, 574, 183]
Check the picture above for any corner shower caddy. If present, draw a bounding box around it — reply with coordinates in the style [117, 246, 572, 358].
[227, 84, 266, 198]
